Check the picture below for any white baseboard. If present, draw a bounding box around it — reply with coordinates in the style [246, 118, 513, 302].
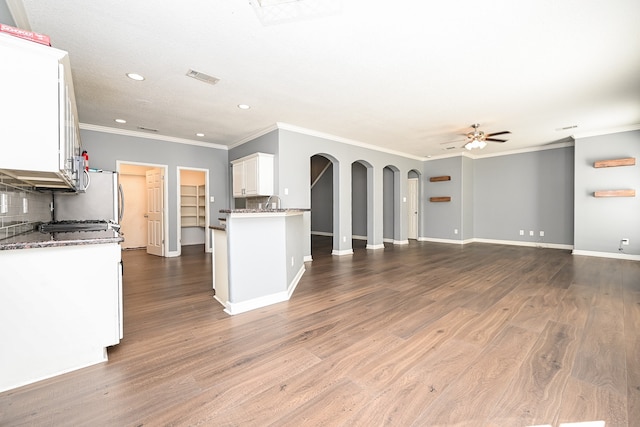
[352, 235, 367, 241]
[311, 231, 333, 237]
[572, 249, 640, 261]
[166, 250, 181, 257]
[393, 240, 409, 245]
[418, 237, 467, 245]
[332, 248, 354, 256]
[224, 266, 306, 315]
[417, 237, 573, 250]
[366, 244, 385, 250]
[304, 255, 313, 262]
[473, 238, 573, 250]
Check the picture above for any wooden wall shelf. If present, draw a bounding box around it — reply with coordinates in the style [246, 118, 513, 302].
[430, 176, 451, 182]
[430, 196, 451, 202]
[593, 189, 636, 198]
[593, 158, 635, 168]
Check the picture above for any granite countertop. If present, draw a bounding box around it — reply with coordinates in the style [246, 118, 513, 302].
[0, 230, 123, 250]
[219, 208, 311, 214]
[209, 225, 226, 231]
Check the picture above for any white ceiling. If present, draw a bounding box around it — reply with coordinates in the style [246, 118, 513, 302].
[7, 0, 640, 158]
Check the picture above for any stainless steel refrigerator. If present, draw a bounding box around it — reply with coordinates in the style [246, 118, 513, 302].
[54, 170, 123, 222]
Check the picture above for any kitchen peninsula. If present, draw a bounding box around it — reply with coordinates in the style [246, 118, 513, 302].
[211, 208, 310, 315]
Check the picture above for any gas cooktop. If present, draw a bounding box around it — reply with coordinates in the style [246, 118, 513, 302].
[39, 220, 117, 233]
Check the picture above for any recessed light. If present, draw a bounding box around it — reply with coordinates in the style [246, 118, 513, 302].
[126, 73, 145, 81]
[196, 133, 205, 137]
[238, 104, 251, 110]
[114, 119, 127, 124]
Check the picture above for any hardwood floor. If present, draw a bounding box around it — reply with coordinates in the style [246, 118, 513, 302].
[1, 237, 639, 426]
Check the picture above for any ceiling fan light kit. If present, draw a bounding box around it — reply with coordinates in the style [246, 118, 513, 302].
[463, 123, 511, 150]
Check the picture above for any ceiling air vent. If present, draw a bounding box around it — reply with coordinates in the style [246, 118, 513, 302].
[137, 126, 158, 132]
[186, 69, 220, 85]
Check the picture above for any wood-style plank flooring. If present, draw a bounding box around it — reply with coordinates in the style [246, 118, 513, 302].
[1, 237, 639, 426]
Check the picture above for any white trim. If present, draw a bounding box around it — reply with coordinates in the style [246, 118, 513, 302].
[223, 265, 305, 315]
[383, 238, 394, 243]
[287, 265, 306, 298]
[228, 123, 279, 149]
[572, 124, 640, 140]
[352, 234, 367, 241]
[332, 248, 354, 256]
[5, 0, 31, 29]
[425, 141, 575, 161]
[227, 210, 306, 218]
[419, 237, 467, 245]
[311, 231, 333, 236]
[80, 123, 228, 150]
[177, 166, 211, 254]
[366, 244, 385, 250]
[225, 292, 288, 315]
[304, 255, 313, 262]
[116, 160, 170, 257]
[473, 238, 573, 250]
[393, 240, 409, 245]
[275, 122, 425, 161]
[572, 249, 640, 261]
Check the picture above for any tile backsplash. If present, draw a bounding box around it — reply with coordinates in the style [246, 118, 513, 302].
[0, 172, 52, 240]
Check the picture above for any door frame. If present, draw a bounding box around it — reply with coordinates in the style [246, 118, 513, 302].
[176, 166, 210, 255]
[116, 160, 169, 257]
[407, 177, 419, 240]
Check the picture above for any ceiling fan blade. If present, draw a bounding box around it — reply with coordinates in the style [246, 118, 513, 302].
[485, 131, 511, 137]
[485, 138, 508, 143]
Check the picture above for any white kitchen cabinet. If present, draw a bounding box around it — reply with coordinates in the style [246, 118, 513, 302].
[0, 33, 81, 190]
[231, 153, 274, 197]
[0, 242, 122, 392]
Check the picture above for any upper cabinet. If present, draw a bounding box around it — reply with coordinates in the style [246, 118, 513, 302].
[0, 33, 81, 190]
[231, 153, 274, 198]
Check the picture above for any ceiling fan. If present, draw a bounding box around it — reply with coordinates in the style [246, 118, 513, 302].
[463, 123, 511, 150]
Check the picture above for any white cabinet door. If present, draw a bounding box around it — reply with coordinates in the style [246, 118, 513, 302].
[231, 153, 274, 198]
[0, 33, 81, 189]
[232, 162, 245, 197]
[243, 155, 259, 196]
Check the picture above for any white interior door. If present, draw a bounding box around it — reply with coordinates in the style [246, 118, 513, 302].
[407, 178, 418, 240]
[146, 169, 164, 256]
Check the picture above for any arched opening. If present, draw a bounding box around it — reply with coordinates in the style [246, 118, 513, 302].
[310, 154, 336, 255]
[383, 165, 399, 244]
[351, 160, 369, 251]
[407, 169, 421, 240]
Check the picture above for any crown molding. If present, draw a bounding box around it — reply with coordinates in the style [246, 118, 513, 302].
[228, 123, 279, 149]
[424, 140, 575, 161]
[572, 124, 640, 140]
[79, 123, 228, 150]
[274, 122, 425, 161]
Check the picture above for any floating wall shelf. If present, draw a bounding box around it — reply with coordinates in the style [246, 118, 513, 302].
[430, 176, 451, 182]
[593, 189, 636, 198]
[430, 196, 451, 202]
[593, 157, 636, 168]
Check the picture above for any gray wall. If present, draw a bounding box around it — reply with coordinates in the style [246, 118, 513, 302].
[351, 162, 367, 237]
[423, 156, 463, 240]
[80, 129, 229, 253]
[462, 156, 474, 241]
[0, 1, 15, 26]
[574, 130, 639, 255]
[277, 129, 423, 256]
[474, 146, 574, 245]
[383, 167, 394, 239]
[311, 161, 333, 233]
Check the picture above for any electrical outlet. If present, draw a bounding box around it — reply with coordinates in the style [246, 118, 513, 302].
[519, 230, 524, 236]
[539, 231, 544, 237]
[529, 230, 534, 236]
[622, 238, 630, 245]
[22, 198, 28, 214]
[454, 229, 458, 234]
